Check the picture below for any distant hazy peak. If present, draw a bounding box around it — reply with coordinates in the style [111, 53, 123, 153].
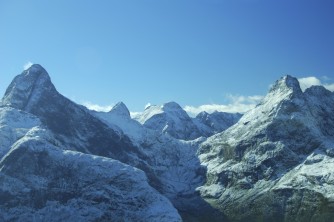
[196, 111, 209, 119]
[110, 102, 130, 117]
[304, 85, 333, 97]
[162, 101, 183, 111]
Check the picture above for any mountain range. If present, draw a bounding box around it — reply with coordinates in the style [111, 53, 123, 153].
[1, 64, 334, 221]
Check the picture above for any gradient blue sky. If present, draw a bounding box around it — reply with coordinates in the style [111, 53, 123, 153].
[1, 0, 334, 114]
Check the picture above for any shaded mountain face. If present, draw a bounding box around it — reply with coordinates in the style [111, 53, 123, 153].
[110, 101, 131, 117]
[198, 75, 334, 221]
[1, 64, 141, 162]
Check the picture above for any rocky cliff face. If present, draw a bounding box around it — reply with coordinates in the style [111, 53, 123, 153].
[198, 75, 334, 221]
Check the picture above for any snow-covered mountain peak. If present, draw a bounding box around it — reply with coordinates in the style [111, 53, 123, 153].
[1, 64, 55, 110]
[237, 75, 304, 124]
[134, 101, 203, 140]
[204, 74, 319, 156]
[137, 102, 184, 123]
[268, 75, 302, 97]
[134, 100, 241, 140]
[109, 101, 130, 118]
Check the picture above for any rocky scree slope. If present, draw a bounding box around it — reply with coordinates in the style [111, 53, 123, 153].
[198, 75, 334, 221]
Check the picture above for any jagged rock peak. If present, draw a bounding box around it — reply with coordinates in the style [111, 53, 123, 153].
[110, 102, 130, 117]
[21, 64, 51, 84]
[253, 75, 303, 111]
[1, 64, 56, 110]
[162, 101, 182, 111]
[269, 75, 302, 95]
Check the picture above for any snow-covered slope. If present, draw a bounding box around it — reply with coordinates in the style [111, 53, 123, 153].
[198, 75, 334, 221]
[135, 102, 203, 140]
[0, 107, 41, 158]
[135, 102, 241, 140]
[193, 111, 242, 137]
[91, 102, 144, 142]
[0, 127, 181, 222]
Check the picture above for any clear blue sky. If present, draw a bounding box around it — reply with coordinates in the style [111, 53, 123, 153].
[1, 0, 334, 113]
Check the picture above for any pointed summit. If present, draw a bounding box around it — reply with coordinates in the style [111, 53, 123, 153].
[109, 102, 130, 118]
[251, 75, 304, 117]
[26, 64, 47, 73]
[1, 64, 56, 110]
[269, 75, 302, 96]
